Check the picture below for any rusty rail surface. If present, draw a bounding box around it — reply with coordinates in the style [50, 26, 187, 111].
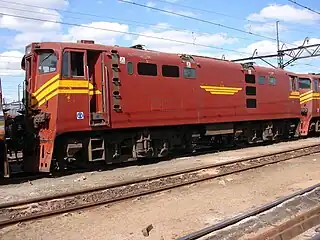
[0, 144, 319, 227]
[178, 183, 320, 240]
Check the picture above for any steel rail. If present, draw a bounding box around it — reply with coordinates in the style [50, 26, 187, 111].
[0, 144, 319, 227]
[177, 183, 320, 240]
[1, 143, 319, 209]
[0, 139, 273, 183]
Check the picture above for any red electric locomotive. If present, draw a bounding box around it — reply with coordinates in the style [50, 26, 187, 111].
[296, 73, 320, 136]
[1, 40, 302, 176]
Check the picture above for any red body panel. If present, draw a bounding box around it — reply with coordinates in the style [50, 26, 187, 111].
[23, 41, 302, 172]
[298, 73, 320, 136]
[30, 43, 300, 135]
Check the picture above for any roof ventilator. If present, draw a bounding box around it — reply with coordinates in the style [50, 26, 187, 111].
[130, 44, 147, 50]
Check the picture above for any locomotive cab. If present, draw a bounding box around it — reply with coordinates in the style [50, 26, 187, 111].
[16, 41, 108, 172]
[298, 74, 320, 136]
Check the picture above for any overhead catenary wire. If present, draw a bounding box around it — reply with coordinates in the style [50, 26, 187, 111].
[118, 0, 278, 42]
[288, 0, 320, 15]
[0, 1, 317, 70]
[0, 0, 260, 41]
[1, 0, 316, 48]
[0, 4, 260, 43]
[151, 0, 320, 37]
[149, 0, 268, 23]
[2, 0, 319, 38]
[0, 11, 255, 56]
[118, 0, 306, 48]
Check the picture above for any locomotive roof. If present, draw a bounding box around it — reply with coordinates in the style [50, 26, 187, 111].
[296, 73, 320, 79]
[28, 41, 288, 74]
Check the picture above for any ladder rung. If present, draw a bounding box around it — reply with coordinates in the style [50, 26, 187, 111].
[90, 138, 104, 142]
[91, 148, 104, 151]
[90, 158, 105, 161]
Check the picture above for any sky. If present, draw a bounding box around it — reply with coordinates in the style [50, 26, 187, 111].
[0, 0, 319, 102]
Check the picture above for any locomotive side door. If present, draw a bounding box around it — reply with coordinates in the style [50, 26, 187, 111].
[86, 50, 111, 127]
[61, 48, 111, 127]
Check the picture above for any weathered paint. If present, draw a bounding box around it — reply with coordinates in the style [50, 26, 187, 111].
[297, 73, 320, 136]
[25, 41, 302, 171]
[32, 74, 101, 107]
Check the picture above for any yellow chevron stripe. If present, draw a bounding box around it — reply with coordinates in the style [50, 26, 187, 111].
[200, 85, 242, 95]
[289, 96, 300, 99]
[200, 86, 242, 91]
[290, 91, 300, 96]
[33, 74, 60, 97]
[203, 89, 239, 93]
[300, 92, 320, 102]
[209, 91, 236, 95]
[32, 74, 102, 107]
[300, 90, 313, 98]
[37, 89, 100, 106]
[300, 96, 320, 104]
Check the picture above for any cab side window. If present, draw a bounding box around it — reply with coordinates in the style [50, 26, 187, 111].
[289, 76, 298, 91]
[314, 79, 319, 92]
[38, 51, 57, 74]
[62, 51, 85, 77]
[298, 78, 311, 89]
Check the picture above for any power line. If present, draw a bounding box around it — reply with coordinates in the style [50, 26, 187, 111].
[288, 0, 320, 15]
[149, 0, 258, 22]
[3, 0, 318, 37]
[153, 0, 320, 36]
[118, 0, 278, 42]
[0, 0, 267, 26]
[0, 12, 253, 56]
[2, 0, 316, 47]
[292, 63, 320, 69]
[0, 4, 259, 43]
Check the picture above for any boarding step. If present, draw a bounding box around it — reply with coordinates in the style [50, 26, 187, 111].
[88, 137, 105, 162]
[90, 112, 107, 126]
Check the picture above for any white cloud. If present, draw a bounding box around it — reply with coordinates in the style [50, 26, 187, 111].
[293, 37, 320, 46]
[62, 22, 129, 45]
[10, 31, 61, 50]
[0, 0, 67, 32]
[217, 40, 277, 61]
[247, 4, 320, 23]
[244, 23, 287, 34]
[146, 1, 156, 8]
[238, 40, 277, 55]
[0, 51, 24, 76]
[0, 0, 69, 49]
[132, 24, 238, 56]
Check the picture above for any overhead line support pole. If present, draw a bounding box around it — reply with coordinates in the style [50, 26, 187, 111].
[231, 41, 320, 69]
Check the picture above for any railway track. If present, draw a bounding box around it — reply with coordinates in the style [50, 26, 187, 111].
[0, 144, 319, 228]
[0, 137, 295, 183]
[178, 183, 320, 240]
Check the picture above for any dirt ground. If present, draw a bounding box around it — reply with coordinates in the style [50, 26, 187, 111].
[0, 151, 319, 240]
[1, 137, 320, 204]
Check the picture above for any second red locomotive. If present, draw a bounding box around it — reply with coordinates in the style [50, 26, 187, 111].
[296, 73, 320, 136]
[1, 40, 305, 176]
